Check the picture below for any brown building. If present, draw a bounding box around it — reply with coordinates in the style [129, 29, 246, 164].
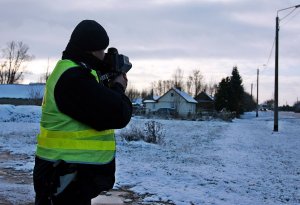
[194, 91, 215, 112]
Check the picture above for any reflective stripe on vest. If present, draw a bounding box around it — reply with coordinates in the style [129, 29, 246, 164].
[36, 59, 115, 164]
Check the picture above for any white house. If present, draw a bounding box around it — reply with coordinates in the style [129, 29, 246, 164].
[145, 87, 197, 117]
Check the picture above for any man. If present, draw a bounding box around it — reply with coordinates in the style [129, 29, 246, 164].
[33, 20, 132, 205]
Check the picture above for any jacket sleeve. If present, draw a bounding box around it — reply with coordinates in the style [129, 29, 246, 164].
[54, 67, 132, 131]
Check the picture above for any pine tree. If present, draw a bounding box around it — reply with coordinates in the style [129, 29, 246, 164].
[214, 66, 245, 116]
[243, 92, 256, 112]
[214, 77, 230, 111]
[229, 66, 244, 116]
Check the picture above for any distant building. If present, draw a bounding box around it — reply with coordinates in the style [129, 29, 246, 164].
[194, 91, 215, 111]
[144, 87, 197, 117]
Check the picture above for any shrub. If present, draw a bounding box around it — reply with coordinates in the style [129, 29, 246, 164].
[120, 120, 165, 145]
[143, 121, 165, 144]
[120, 123, 144, 142]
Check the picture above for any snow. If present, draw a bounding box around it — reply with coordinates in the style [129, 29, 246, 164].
[0, 105, 299, 204]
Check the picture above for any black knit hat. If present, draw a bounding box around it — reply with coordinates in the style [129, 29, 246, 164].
[69, 20, 109, 51]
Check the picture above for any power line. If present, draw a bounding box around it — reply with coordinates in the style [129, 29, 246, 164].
[265, 37, 275, 67]
[261, 9, 300, 69]
[281, 8, 300, 26]
[280, 8, 297, 21]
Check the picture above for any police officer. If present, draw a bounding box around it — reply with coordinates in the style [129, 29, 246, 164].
[33, 20, 132, 205]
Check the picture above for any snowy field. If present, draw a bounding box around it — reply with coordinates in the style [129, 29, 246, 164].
[0, 104, 299, 205]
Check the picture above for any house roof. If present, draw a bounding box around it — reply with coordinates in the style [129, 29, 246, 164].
[153, 95, 160, 100]
[195, 91, 214, 102]
[143, 100, 156, 103]
[172, 88, 198, 103]
[155, 87, 197, 104]
[143, 94, 160, 104]
[143, 88, 197, 104]
[132, 98, 143, 104]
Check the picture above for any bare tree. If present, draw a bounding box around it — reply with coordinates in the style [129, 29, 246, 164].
[39, 57, 51, 83]
[207, 78, 218, 97]
[0, 41, 34, 84]
[151, 79, 174, 96]
[188, 69, 204, 97]
[151, 81, 157, 96]
[163, 80, 174, 93]
[0, 63, 6, 84]
[173, 68, 184, 89]
[186, 80, 192, 96]
[125, 84, 141, 101]
[157, 80, 163, 96]
[141, 89, 150, 99]
[28, 84, 44, 105]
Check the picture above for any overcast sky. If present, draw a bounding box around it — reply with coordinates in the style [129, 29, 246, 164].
[0, 0, 299, 105]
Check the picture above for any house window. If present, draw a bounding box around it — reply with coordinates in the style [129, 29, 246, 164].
[171, 93, 174, 97]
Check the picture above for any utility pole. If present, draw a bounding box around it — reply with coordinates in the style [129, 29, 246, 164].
[274, 4, 300, 132]
[256, 69, 259, 117]
[256, 64, 265, 117]
[274, 16, 279, 131]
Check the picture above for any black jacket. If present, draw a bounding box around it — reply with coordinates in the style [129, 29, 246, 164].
[55, 65, 132, 131]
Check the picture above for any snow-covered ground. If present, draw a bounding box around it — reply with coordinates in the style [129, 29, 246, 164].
[0, 104, 299, 205]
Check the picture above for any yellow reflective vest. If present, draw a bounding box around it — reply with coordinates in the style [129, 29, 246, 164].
[36, 59, 115, 164]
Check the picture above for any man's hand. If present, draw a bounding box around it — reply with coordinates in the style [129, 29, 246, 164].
[113, 73, 128, 90]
